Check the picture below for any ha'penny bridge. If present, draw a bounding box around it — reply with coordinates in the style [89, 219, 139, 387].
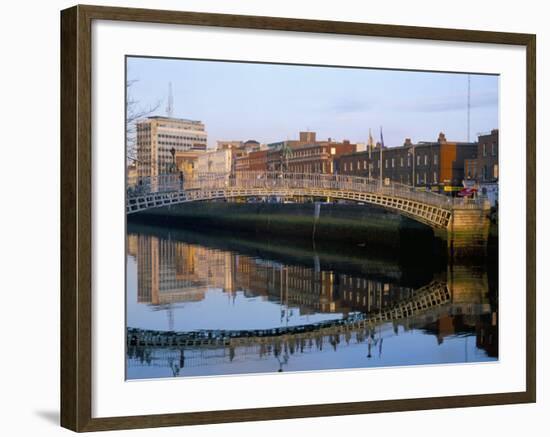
[126, 171, 491, 252]
[127, 280, 450, 351]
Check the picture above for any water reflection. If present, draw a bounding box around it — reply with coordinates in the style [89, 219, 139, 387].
[126, 224, 498, 378]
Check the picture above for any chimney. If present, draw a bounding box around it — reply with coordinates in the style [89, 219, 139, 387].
[299, 131, 316, 143]
[438, 132, 447, 143]
[404, 138, 412, 146]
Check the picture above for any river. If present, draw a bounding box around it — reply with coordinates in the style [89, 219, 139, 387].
[126, 221, 498, 379]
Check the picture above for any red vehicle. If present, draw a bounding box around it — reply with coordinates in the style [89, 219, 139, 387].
[457, 187, 478, 198]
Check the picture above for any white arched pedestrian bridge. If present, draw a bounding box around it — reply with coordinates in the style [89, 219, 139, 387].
[126, 171, 489, 230]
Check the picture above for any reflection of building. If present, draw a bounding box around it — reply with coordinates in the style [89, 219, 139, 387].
[133, 232, 423, 316]
[136, 116, 207, 179]
[127, 234, 138, 258]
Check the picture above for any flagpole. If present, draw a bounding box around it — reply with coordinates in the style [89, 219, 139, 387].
[379, 126, 383, 189]
[368, 128, 373, 181]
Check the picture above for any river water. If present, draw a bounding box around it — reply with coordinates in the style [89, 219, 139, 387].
[126, 222, 498, 379]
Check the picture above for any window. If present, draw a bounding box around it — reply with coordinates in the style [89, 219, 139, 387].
[434, 154, 438, 165]
[416, 173, 420, 184]
[424, 155, 428, 165]
[391, 158, 395, 168]
[483, 143, 487, 157]
[493, 164, 499, 179]
[343, 163, 347, 171]
[350, 162, 354, 171]
[407, 155, 411, 167]
[400, 157, 404, 167]
[492, 142, 497, 156]
[417, 155, 421, 166]
[385, 159, 388, 169]
[433, 171, 438, 183]
[363, 160, 367, 170]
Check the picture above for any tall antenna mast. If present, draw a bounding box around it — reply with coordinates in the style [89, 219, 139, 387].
[166, 82, 174, 117]
[467, 75, 471, 142]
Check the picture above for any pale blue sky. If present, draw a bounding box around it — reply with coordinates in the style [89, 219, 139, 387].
[127, 57, 498, 148]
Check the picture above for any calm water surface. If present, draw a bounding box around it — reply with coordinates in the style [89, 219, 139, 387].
[126, 223, 498, 379]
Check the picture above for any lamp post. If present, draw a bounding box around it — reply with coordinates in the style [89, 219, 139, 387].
[170, 147, 176, 173]
[409, 144, 416, 187]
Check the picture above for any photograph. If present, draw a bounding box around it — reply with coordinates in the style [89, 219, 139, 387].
[125, 57, 499, 379]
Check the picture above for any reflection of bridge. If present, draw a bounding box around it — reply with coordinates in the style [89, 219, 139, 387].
[127, 172, 490, 232]
[127, 280, 450, 349]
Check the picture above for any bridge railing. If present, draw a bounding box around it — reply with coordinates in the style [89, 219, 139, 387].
[127, 171, 487, 210]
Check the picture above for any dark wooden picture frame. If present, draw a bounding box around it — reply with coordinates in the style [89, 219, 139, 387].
[60, 4, 536, 432]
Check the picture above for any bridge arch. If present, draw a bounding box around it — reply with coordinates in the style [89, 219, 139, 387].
[127, 171, 463, 229]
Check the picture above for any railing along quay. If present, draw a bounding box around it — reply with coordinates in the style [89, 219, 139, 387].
[126, 172, 491, 234]
[127, 171, 488, 209]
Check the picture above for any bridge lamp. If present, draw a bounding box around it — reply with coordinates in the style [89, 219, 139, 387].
[170, 147, 176, 173]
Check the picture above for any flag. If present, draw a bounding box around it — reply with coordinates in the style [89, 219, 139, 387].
[380, 126, 385, 148]
[368, 128, 374, 148]
[368, 128, 374, 158]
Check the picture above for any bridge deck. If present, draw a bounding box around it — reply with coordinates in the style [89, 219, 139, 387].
[126, 172, 488, 229]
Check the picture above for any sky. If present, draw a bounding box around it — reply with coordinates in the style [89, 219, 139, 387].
[127, 57, 499, 149]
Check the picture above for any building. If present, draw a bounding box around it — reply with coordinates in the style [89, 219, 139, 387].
[234, 149, 269, 172]
[337, 132, 478, 190]
[217, 139, 264, 172]
[136, 116, 207, 179]
[175, 150, 205, 177]
[217, 140, 243, 151]
[266, 131, 357, 174]
[464, 129, 499, 206]
[476, 129, 499, 183]
[127, 162, 138, 187]
[464, 158, 478, 181]
[196, 149, 232, 174]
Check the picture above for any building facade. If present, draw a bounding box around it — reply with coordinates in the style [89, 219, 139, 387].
[175, 150, 205, 177]
[476, 129, 499, 183]
[234, 149, 269, 172]
[196, 149, 232, 174]
[136, 116, 207, 179]
[337, 132, 478, 190]
[266, 131, 356, 174]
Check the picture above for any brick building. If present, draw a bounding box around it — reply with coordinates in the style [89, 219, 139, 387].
[266, 131, 356, 174]
[234, 149, 269, 172]
[337, 132, 478, 190]
[476, 129, 499, 182]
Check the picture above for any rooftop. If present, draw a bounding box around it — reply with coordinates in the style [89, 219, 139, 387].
[143, 115, 203, 124]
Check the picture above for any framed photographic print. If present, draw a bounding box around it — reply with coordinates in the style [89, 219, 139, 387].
[60, 4, 536, 432]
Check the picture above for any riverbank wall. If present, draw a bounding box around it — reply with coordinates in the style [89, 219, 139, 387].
[129, 201, 438, 251]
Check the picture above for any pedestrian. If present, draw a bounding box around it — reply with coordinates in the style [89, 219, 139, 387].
[179, 171, 184, 190]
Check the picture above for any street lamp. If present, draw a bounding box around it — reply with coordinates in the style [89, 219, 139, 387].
[170, 147, 176, 173]
[408, 144, 416, 187]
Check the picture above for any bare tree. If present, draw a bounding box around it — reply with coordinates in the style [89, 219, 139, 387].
[126, 79, 161, 162]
